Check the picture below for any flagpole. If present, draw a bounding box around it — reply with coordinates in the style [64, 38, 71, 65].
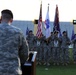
[39, 0, 42, 4]
[48, 3, 49, 12]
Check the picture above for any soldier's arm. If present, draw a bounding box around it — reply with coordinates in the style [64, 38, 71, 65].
[59, 37, 62, 44]
[19, 32, 29, 64]
[72, 39, 76, 44]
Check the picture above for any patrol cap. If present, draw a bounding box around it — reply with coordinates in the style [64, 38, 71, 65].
[1, 9, 13, 19]
[63, 31, 67, 34]
[54, 31, 59, 34]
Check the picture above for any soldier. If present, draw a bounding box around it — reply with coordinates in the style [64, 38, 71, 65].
[43, 38, 50, 66]
[49, 32, 54, 63]
[72, 34, 76, 64]
[40, 34, 46, 64]
[61, 31, 70, 65]
[26, 30, 35, 51]
[0, 9, 29, 75]
[35, 36, 42, 65]
[52, 31, 61, 65]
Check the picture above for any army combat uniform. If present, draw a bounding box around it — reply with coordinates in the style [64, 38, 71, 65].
[40, 35, 46, 64]
[0, 23, 29, 75]
[72, 37, 76, 63]
[43, 39, 50, 65]
[60, 35, 70, 65]
[26, 34, 35, 51]
[35, 37, 42, 64]
[49, 34, 54, 63]
[52, 35, 61, 65]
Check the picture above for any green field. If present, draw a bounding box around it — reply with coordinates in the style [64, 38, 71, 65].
[36, 48, 76, 75]
[36, 65, 76, 75]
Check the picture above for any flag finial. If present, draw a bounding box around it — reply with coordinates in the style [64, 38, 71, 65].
[48, 3, 49, 11]
[56, 4, 58, 7]
[40, 0, 42, 4]
[48, 3, 49, 6]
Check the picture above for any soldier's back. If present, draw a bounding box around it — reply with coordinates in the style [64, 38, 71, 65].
[0, 23, 22, 75]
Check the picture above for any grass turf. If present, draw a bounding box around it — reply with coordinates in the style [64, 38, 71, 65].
[36, 64, 76, 75]
[36, 48, 76, 75]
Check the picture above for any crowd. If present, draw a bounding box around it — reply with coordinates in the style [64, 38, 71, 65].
[26, 30, 76, 66]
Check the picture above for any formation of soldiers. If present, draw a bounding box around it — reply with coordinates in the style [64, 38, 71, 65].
[26, 30, 76, 66]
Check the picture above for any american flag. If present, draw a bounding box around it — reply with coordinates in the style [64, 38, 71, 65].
[36, 2, 42, 38]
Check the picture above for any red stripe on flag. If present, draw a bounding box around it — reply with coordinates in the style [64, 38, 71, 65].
[36, 2, 42, 38]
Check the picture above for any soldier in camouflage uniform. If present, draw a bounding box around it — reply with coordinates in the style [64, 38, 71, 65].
[43, 38, 50, 66]
[35, 36, 42, 65]
[0, 9, 29, 75]
[40, 34, 46, 64]
[72, 34, 76, 64]
[26, 30, 35, 51]
[52, 31, 61, 65]
[49, 32, 54, 63]
[60, 31, 70, 65]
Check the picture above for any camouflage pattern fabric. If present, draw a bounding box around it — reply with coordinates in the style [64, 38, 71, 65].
[0, 23, 29, 75]
[72, 38, 76, 62]
[60, 36, 70, 63]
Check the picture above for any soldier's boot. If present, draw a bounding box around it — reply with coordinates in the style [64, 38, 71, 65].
[57, 63, 59, 66]
[47, 63, 50, 66]
[43, 62, 47, 66]
[62, 63, 65, 66]
[53, 63, 56, 66]
[74, 61, 76, 64]
[65, 63, 68, 66]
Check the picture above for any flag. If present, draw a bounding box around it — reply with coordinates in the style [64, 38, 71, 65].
[26, 26, 29, 36]
[58, 30, 62, 38]
[53, 5, 61, 37]
[36, 2, 42, 38]
[71, 26, 75, 40]
[53, 5, 60, 32]
[44, 4, 51, 39]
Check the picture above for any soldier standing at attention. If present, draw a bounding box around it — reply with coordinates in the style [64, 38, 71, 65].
[0, 9, 29, 75]
[35, 36, 42, 65]
[49, 32, 54, 63]
[43, 38, 50, 66]
[53, 31, 61, 65]
[72, 34, 76, 64]
[61, 31, 70, 65]
[26, 30, 35, 51]
[40, 34, 46, 65]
